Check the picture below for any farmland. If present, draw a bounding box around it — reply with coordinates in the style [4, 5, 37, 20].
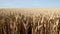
[0, 8, 60, 34]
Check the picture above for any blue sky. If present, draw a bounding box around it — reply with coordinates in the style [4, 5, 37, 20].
[0, 0, 60, 8]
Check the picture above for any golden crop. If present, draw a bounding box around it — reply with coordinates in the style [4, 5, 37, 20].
[0, 8, 60, 34]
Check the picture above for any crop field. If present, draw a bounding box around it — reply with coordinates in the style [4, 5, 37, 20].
[0, 8, 60, 34]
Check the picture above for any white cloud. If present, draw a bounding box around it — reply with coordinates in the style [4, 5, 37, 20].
[0, 2, 16, 6]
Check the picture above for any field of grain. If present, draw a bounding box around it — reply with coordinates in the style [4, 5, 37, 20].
[0, 8, 60, 34]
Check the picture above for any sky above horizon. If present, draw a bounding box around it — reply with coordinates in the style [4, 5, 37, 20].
[0, 0, 60, 8]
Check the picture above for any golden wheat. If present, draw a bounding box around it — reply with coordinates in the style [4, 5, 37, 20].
[0, 8, 60, 34]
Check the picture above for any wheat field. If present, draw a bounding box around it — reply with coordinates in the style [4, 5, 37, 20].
[0, 8, 60, 34]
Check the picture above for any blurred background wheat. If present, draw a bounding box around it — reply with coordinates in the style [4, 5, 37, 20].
[0, 8, 60, 34]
